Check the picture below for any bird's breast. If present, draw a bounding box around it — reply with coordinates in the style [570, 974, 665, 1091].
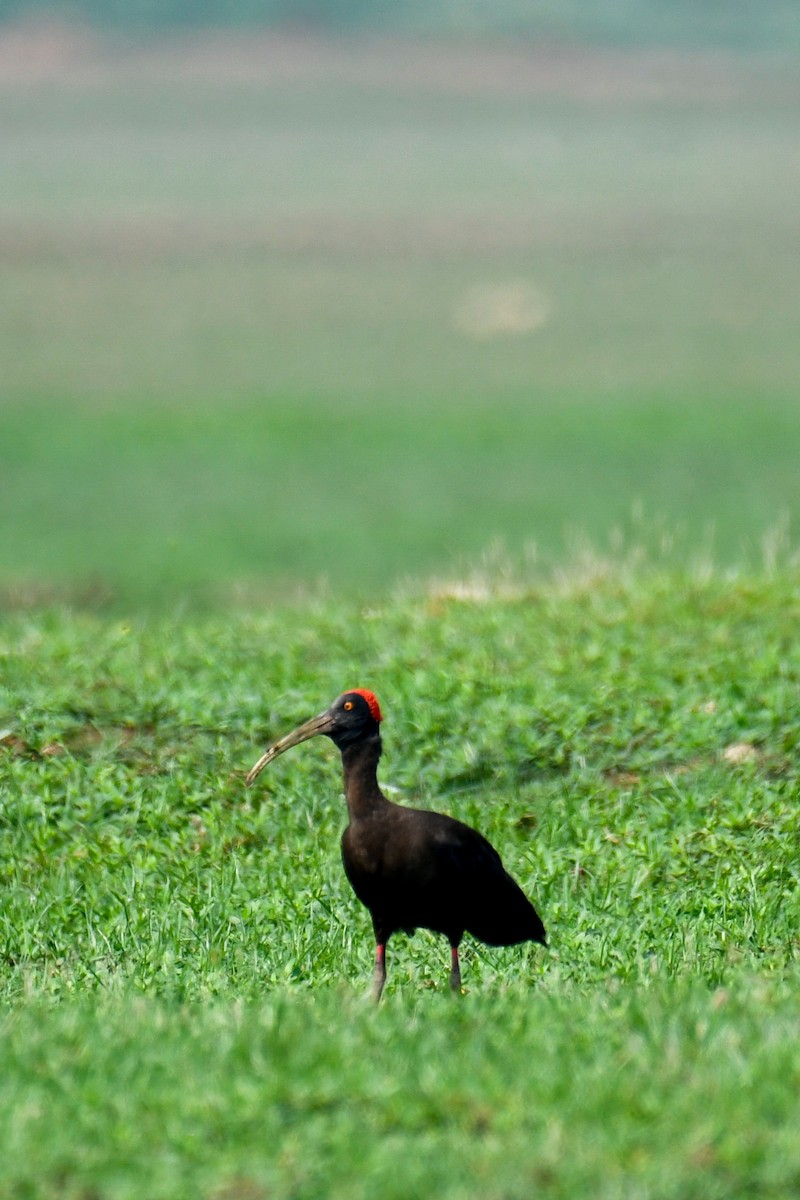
[341, 819, 389, 879]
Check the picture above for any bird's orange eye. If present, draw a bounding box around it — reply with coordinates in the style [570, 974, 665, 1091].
[344, 700, 354, 711]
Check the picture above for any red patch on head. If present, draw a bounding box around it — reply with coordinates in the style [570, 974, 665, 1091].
[350, 689, 383, 723]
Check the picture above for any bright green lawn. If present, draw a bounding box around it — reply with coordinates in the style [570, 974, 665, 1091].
[1, 981, 798, 1200]
[1, 575, 799, 1196]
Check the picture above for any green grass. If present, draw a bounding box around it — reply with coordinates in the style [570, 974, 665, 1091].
[2, 982, 798, 1200]
[1, 573, 799, 1196]
[4, 394, 800, 607]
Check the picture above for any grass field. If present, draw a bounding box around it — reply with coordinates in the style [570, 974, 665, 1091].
[2, 574, 799, 1196]
[2, 26, 800, 1198]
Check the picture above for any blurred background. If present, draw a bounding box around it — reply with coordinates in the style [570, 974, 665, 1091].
[1, 1, 799, 608]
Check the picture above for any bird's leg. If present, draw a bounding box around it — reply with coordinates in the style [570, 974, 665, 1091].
[449, 944, 462, 994]
[372, 943, 387, 1002]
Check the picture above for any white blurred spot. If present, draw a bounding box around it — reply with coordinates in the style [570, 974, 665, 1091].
[723, 742, 758, 764]
[453, 281, 550, 339]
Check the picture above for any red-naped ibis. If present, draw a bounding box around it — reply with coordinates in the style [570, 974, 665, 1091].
[246, 689, 546, 999]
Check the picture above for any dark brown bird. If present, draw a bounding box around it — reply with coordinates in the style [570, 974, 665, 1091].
[246, 688, 546, 999]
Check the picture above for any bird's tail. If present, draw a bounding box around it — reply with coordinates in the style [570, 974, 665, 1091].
[466, 875, 546, 947]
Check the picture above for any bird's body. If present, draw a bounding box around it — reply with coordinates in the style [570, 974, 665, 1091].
[339, 737, 544, 948]
[246, 689, 545, 998]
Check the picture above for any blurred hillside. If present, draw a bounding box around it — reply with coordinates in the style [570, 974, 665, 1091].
[2, 16, 799, 607]
[1, 0, 799, 51]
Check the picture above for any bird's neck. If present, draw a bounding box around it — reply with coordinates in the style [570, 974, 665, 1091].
[340, 734, 389, 820]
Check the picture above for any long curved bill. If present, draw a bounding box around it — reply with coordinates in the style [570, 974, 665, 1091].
[245, 710, 334, 786]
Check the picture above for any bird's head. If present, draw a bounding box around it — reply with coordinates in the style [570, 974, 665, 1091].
[245, 688, 383, 785]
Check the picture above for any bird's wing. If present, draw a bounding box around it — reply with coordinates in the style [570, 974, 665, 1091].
[426, 813, 545, 946]
[423, 812, 506, 881]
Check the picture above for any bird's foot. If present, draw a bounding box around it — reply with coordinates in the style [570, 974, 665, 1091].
[449, 946, 462, 995]
[372, 943, 387, 1002]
